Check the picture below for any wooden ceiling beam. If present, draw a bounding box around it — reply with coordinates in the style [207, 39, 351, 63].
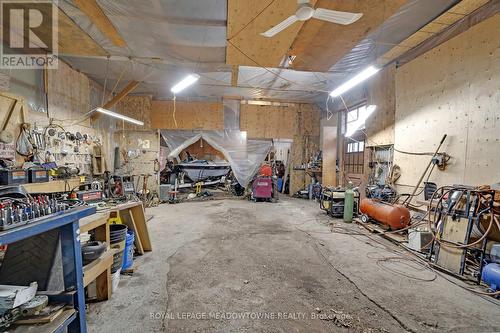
[103, 81, 140, 109]
[377, 0, 491, 67]
[74, 0, 127, 48]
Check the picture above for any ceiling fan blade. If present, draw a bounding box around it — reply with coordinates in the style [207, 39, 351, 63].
[313, 8, 363, 25]
[260, 15, 298, 37]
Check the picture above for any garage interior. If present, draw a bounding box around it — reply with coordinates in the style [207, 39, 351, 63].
[0, 0, 499, 332]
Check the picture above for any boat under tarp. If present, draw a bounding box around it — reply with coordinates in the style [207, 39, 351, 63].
[176, 160, 231, 182]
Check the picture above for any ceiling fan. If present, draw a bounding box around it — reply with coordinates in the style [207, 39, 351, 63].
[261, 0, 363, 38]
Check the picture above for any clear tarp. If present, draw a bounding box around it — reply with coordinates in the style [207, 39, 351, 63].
[58, 0, 460, 103]
[160, 130, 271, 187]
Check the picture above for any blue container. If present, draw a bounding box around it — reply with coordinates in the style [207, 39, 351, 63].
[277, 178, 283, 192]
[121, 230, 135, 270]
[482, 263, 500, 291]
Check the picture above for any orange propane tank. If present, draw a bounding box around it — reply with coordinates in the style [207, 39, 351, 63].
[259, 164, 272, 177]
[360, 198, 411, 230]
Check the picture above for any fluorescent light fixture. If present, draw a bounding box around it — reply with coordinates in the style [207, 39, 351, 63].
[345, 105, 376, 137]
[171, 74, 200, 94]
[94, 107, 144, 126]
[330, 66, 380, 97]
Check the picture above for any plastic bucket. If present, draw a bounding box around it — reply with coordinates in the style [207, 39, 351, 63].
[112, 268, 121, 292]
[111, 250, 124, 273]
[121, 230, 135, 270]
[110, 224, 127, 241]
[277, 178, 283, 192]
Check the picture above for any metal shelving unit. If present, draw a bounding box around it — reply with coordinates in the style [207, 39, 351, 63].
[0, 206, 96, 332]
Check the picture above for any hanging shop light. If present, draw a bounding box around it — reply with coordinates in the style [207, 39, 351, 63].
[93, 107, 144, 126]
[171, 74, 200, 94]
[330, 66, 380, 97]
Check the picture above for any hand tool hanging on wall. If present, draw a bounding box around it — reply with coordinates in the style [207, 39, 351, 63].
[0, 99, 17, 144]
[16, 124, 34, 156]
[405, 134, 447, 206]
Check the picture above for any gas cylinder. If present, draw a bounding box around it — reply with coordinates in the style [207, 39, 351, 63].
[360, 198, 410, 230]
[482, 263, 500, 291]
[259, 164, 272, 177]
[343, 183, 354, 223]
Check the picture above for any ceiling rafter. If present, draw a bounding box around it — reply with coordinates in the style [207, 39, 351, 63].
[74, 0, 127, 48]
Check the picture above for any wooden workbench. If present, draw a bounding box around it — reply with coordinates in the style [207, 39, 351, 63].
[98, 201, 152, 253]
[78, 201, 151, 301]
[80, 201, 152, 255]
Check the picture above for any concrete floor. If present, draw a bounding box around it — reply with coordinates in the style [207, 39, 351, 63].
[88, 198, 500, 333]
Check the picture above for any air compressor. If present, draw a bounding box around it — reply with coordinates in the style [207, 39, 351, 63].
[360, 198, 411, 230]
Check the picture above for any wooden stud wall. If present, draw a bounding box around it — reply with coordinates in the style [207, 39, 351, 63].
[394, 15, 500, 192]
[150, 100, 224, 130]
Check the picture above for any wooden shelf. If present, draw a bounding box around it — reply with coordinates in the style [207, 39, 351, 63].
[83, 250, 114, 287]
[79, 213, 112, 301]
[10, 308, 76, 333]
[21, 178, 82, 194]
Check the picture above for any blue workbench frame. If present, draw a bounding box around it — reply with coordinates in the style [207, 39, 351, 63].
[0, 206, 96, 333]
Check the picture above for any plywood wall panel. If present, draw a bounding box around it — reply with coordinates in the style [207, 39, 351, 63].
[366, 64, 396, 146]
[394, 15, 500, 191]
[151, 101, 223, 130]
[240, 103, 320, 139]
[47, 60, 91, 124]
[240, 104, 298, 138]
[116, 95, 152, 130]
[322, 126, 337, 187]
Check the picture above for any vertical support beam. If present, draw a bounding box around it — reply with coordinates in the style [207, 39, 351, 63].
[60, 220, 86, 332]
[231, 65, 239, 87]
[322, 126, 337, 187]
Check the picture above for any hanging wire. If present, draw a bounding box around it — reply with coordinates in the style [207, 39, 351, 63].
[172, 94, 178, 128]
[107, 58, 131, 100]
[101, 56, 110, 106]
[226, 0, 277, 41]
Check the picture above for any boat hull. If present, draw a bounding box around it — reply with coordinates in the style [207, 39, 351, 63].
[178, 163, 230, 182]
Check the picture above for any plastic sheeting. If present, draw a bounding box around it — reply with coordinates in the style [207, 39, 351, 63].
[59, 0, 460, 103]
[330, 0, 459, 73]
[160, 130, 271, 187]
[60, 0, 227, 63]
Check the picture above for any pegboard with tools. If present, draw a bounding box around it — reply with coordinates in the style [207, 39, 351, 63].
[17, 123, 103, 176]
